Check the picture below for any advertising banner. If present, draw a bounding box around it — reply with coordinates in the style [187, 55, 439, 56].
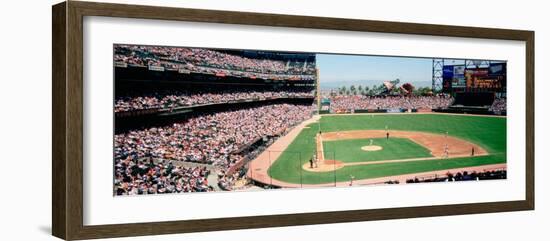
[452, 65, 466, 87]
[148, 65, 164, 71]
[387, 108, 402, 113]
[443, 65, 454, 79]
[178, 68, 191, 74]
[114, 62, 128, 68]
[453, 65, 465, 77]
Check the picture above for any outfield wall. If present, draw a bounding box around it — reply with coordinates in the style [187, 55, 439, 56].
[329, 108, 422, 114]
[327, 108, 505, 116]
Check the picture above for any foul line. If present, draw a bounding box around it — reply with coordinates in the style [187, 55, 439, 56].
[316, 133, 325, 161]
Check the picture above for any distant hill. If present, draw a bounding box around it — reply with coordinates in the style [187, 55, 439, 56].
[320, 80, 432, 90]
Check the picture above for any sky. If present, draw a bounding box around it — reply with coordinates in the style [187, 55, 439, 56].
[316, 54, 433, 85]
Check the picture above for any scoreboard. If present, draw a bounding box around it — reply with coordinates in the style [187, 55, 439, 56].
[442, 63, 506, 92]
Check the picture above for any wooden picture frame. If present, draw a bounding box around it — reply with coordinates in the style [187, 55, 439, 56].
[52, 1, 534, 240]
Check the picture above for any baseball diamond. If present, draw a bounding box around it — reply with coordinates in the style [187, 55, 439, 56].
[248, 113, 505, 187]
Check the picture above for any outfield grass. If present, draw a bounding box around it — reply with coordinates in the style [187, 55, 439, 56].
[323, 138, 433, 163]
[267, 114, 506, 184]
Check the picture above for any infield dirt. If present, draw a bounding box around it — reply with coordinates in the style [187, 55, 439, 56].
[305, 130, 488, 172]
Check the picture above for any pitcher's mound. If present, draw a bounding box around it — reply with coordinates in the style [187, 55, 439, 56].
[361, 145, 383, 151]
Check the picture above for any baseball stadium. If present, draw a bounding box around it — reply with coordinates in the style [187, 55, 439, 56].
[113, 44, 506, 195]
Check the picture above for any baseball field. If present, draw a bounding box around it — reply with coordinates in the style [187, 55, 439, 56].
[254, 113, 506, 186]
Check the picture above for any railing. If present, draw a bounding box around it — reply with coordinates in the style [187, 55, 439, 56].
[114, 95, 315, 116]
[114, 61, 316, 81]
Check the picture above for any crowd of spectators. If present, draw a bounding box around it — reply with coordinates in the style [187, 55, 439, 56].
[115, 88, 314, 113]
[489, 97, 506, 113]
[329, 95, 454, 112]
[115, 103, 312, 169]
[217, 169, 247, 191]
[114, 45, 316, 80]
[215, 136, 278, 191]
[114, 158, 211, 195]
[406, 169, 507, 183]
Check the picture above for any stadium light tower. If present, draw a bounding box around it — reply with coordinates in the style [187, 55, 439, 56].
[316, 68, 321, 114]
[432, 58, 444, 92]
